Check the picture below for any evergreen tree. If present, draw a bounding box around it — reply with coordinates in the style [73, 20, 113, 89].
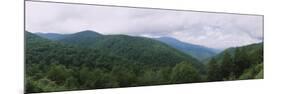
[234, 48, 250, 77]
[207, 58, 222, 81]
[47, 64, 70, 84]
[170, 61, 200, 83]
[220, 52, 235, 79]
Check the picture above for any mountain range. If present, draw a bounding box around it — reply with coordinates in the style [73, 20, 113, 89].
[155, 37, 220, 61]
[31, 31, 204, 68]
[36, 30, 220, 61]
[26, 30, 263, 93]
[32, 30, 263, 72]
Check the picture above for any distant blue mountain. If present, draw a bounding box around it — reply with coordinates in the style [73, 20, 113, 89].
[66, 30, 102, 38]
[35, 32, 66, 41]
[35, 30, 102, 41]
[155, 37, 220, 61]
[36, 31, 219, 61]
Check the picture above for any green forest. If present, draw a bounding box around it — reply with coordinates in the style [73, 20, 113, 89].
[25, 31, 263, 93]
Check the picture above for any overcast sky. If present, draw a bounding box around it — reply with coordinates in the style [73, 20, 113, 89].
[26, 1, 263, 49]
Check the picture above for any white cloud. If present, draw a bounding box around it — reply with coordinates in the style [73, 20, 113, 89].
[25, 1, 263, 49]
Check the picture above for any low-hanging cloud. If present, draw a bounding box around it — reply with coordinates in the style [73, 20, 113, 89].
[26, 1, 263, 49]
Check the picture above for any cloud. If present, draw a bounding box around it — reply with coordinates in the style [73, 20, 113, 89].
[26, 1, 263, 49]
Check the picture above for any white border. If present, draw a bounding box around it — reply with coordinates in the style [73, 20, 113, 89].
[1, 0, 281, 94]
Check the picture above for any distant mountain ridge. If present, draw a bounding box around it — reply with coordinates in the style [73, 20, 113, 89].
[58, 31, 201, 65]
[57, 30, 103, 45]
[35, 30, 102, 41]
[155, 37, 219, 61]
[33, 31, 204, 70]
[36, 31, 220, 61]
[26, 31, 211, 92]
[36, 32, 66, 40]
[26, 30, 263, 92]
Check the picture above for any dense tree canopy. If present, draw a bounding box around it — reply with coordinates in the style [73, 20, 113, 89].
[206, 43, 263, 81]
[25, 31, 204, 93]
[170, 61, 201, 83]
[25, 31, 263, 93]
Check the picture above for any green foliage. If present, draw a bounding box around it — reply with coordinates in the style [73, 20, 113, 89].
[156, 37, 218, 61]
[47, 64, 70, 84]
[59, 32, 200, 66]
[207, 58, 222, 81]
[25, 31, 263, 93]
[220, 52, 236, 79]
[170, 61, 201, 83]
[26, 77, 67, 93]
[206, 43, 263, 81]
[110, 65, 137, 87]
[25, 31, 204, 93]
[138, 69, 160, 85]
[26, 77, 42, 93]
[233, 48, 251, 77]
[64, 76, 79, 89]
[239, 63, 263, 80]
[255, 68, 263, 79]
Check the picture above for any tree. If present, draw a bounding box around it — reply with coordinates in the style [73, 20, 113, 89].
[170, 61, 200, 83]
[64, 76, 79, 89]
[88, 68, 106, 88]
[207, 58, 222, 81]
[220, 52, 235, 79]
[139, 69, 159, 85]
[255, 68, 263, 79]
[156, 67, 172, 84]
[110, 65, 137, 87]
[78, 66, 94, 88]
[233, 48, 250, 77]
[239, 63, 263, 80]
[47, 64, 70, 84]
[26, 77, 42, 93]
[26, 31, 209, 92]
[36, 77, 67, 92]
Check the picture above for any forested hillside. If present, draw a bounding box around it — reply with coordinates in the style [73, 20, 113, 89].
[26, 30, 263, 93]
[155, 37, 219, 61]
[57, 30, 200, 66]
[206, 43, 263, 81]
[26, 31, 206, 93]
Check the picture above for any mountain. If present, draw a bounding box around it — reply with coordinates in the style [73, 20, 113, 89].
[206, 42, 263, 80]
[28, 31, 204, 68]
[35, 30, 102, 41]
[35, 32, 66, 41]
[155, 37, 219, 61]
[57, 31, 202, 67]
[213, 42, 263, 63]
[63, 30, 102, 39]
[26, 31, 208, 93]
[58, 30, 103, 45]
[26, 31, 139, 68]
[26, 31, 263, 93]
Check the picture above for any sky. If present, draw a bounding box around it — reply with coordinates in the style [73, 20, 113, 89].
[25, 1, 263, 49]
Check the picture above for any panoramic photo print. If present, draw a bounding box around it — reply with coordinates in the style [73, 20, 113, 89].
[25, 1, 263, 93]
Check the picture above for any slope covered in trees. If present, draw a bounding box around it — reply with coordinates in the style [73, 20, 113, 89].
[155, 37, 219, 61]
[26, 31, 205, 93]
[26, 30, 263, 93]
[206, 43, 263, 81]
[57, 31, 200, 66]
